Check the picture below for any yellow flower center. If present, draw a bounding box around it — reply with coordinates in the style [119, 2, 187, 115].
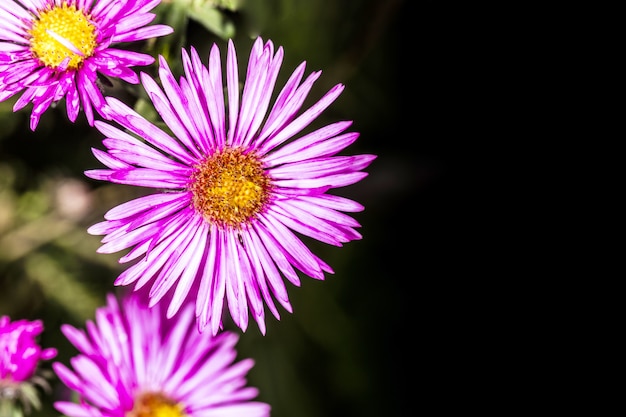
[28, 3, 97, 70]
[190, 147, 272, 229]
[126, 392, 188, 417]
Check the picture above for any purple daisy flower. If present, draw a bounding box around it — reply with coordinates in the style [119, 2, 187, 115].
[85, 37, 377, 335]
[0, 0, 173, 131]
[1, 315, 57, 414]
[53, 292, 271, 417]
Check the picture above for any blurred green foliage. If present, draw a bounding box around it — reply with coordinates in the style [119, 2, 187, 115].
[0, 0, 441, 416]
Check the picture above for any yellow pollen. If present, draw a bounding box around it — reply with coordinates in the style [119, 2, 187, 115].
[190, 148, 272, 229]
[28, 4, 97, 70]
[126, 392, 188, 417]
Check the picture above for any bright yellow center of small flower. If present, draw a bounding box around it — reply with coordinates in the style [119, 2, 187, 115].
[28, 3, 97, 70]
[190, 147, 272, 229]
[126, 392, 188, 417]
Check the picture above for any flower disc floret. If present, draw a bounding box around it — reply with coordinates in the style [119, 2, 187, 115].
[127, 392, 188, 417]
[29, 4, 97, 70]
[190, 148, 272, 228]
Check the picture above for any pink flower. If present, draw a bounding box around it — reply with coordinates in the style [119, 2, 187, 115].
[85, 37, 376, 335]
[0, 315, 57, 414]
[0, 316, 57, 383]
[0, 0, 173, 130]
[53, 292, 271, 417]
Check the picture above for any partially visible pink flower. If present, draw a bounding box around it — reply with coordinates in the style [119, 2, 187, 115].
[0, 315, 57, 413]
[53, 292, 270, 417]
[0, 0, 173, 130]
[0, 316, 57, 383]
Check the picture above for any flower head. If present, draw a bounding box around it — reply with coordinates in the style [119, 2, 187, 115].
[85, 37, 377, 335]
[0, 315, 57, 414]
[53, 292, 270, 417]
[0, 0, 173, 130]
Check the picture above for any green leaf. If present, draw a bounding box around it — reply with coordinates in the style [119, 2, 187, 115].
[19, 384, 41, 411]
[186, 5, 236, 39]
[134, 98, 159, 124]
[152, 2, 189, 65]
[211, 0, 241, 11]
[0, 398, 23, 417]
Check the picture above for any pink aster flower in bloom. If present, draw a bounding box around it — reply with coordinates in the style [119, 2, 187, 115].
[0, 315, 57, 413]
[53, 292, 271, 417]
[85, 36, 376, 335]
[0, 0, 173, 131]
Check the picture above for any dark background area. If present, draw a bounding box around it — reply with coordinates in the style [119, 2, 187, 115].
[1, 1, 467, 416]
